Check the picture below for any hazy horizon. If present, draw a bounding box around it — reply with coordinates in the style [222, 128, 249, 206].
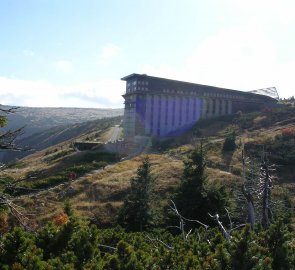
[0, 103, 124, 109]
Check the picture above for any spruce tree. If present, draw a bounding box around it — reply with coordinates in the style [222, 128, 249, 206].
[222, 131, 237, 152]
[117, 156, 155, 231]
[173, 144, 227, 225]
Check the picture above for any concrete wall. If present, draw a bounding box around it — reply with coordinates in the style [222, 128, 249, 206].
[135, 94, 203, 137]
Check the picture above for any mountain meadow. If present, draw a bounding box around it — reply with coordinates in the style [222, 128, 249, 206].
[0, 102, 294, 269]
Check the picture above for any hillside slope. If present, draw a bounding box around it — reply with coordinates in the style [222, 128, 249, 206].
[2, 105, 123, 139]
[1, 105, 294, 228]
[0, 105, 123, 162]
[0, 116, 122, 163]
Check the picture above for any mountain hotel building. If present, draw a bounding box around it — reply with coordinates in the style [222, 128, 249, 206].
[122, 73, 278, 139]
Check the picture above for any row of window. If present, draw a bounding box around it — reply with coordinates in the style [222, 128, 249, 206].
[127, 80, 149, 86]
[151, 88, 255, 101]
[128, 87, 243, 101]
[126, 86, 149, 92]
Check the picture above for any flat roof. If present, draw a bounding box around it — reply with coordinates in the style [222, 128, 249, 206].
[121, 73, 277, 101]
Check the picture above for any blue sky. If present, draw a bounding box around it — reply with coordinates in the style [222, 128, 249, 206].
[0, 0, 294, 108]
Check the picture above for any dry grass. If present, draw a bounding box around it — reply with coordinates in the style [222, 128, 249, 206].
[207, 168, 240, 185]
[70, 154, 183, 219]
[7, 154, 182, 226]
[2, 118, 294, 227]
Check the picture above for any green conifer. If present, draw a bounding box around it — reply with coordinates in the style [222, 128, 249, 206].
[117, 157, 155, 231]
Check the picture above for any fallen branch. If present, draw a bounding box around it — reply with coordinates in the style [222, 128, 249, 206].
[98, 244, 117, 251]
[145, 235, 174, 250]
[168, 200, 208, 241]
[208, 213, 231, 241]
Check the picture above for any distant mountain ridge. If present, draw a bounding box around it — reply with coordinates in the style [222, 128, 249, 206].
[0, 105, 123, 163]
[0, 116, 122, 163]
[2, 105, 123, 139]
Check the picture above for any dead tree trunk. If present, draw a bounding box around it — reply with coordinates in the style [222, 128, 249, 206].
[242, 188, 256, 229]
[241, 150, 256, 229]
[260, 161, 273, 229]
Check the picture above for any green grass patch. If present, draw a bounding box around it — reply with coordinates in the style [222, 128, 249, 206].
[6, 161, 27, 169]
[6, 152, 120, 195]
[43, 149, 74, 162]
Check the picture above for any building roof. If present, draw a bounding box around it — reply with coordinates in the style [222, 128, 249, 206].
[249, 87, 279, 100]
[121, 73, 278, 101]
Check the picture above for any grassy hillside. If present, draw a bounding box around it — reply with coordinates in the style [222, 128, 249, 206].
[1, 105, 294, 228]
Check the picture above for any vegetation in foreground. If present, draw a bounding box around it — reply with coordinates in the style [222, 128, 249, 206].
[0, 200, 294, 269]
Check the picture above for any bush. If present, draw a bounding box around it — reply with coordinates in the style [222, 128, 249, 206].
[0, 218, 293, 269]
[223, 132, 237, 152]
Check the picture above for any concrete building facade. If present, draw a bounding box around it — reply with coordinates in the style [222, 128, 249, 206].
[122, 74, 277, 139]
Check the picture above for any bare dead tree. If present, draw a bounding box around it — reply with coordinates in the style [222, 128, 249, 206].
[238, 145, 277, 230]
[0, 106, 36, 230]
[242, 188, 255, 229]
[259, 150, 274, 229]
[0, 105, 25, 151]
[0, 173, 41, 231]
[241, 150, 256, 229]
[0, 193, 33, 231]
[168, 200, 208, 241]
[208, 208, 246, 241]
[0, 127, 25, 151]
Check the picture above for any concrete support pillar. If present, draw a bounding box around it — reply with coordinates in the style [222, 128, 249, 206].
[145, 94, 152, 135]
[160, 95, 166, 136]
[221, 99, 226, 115]
[228, 100, 232, 114]
[201, 98, 207, 118]
[215, 99, 220, 117]
[153, 95, 159, 136]
[208, 98, 213, 118]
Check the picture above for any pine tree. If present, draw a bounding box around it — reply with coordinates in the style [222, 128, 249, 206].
[173, 144, 227, 225]
[117, 157, 155, 231]
[222, 131, 237, 152]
